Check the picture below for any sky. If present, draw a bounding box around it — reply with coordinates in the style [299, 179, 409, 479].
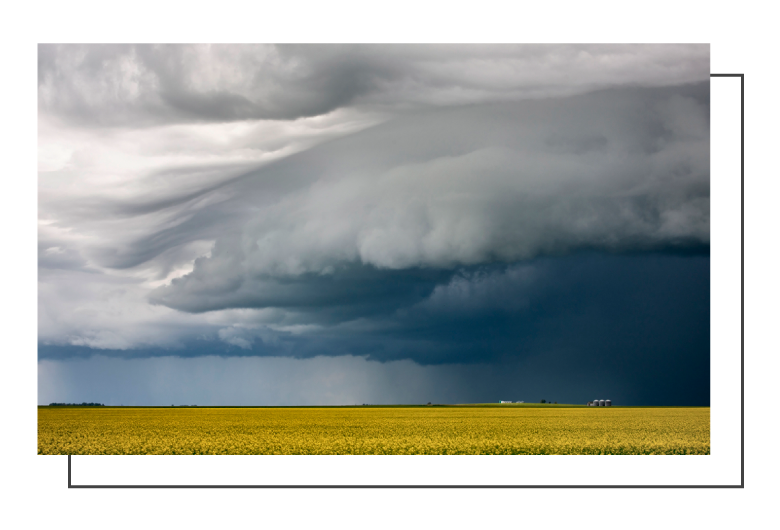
[38, 44, 710, 406]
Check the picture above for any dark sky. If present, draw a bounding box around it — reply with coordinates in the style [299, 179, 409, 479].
[38, 44, 710, 406]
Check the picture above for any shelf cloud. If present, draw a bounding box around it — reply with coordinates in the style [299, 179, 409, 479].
[147, 83, 709, 318]
[38, 44, 710, 405]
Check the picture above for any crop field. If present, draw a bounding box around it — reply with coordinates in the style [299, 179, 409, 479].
[38, 406, 709, 455]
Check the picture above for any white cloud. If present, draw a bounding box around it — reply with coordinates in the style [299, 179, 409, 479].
[39, 44, 709, 126]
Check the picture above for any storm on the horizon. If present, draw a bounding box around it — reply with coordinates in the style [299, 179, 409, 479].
[38, 44, 710, 406]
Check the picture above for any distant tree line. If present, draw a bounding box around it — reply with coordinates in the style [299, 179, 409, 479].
[48, 402, 105, 406]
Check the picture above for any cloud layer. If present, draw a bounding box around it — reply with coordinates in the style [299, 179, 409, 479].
[38, 44, 710, 405]
[39, 44, 709, 126]
[148, 83, 709, 317]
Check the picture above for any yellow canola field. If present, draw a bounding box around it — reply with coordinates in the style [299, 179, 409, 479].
[38, 406, 709, 455]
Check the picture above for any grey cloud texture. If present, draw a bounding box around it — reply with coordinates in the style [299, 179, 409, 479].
[38, 45, 710, 375]
[150, 83, 709, 315]
[39, 44, 709, 127]
[39, 256, 711, 407]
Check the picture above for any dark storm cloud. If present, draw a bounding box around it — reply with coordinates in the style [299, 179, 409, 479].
[39, 253, 710, 405]
[149, 83, 709, 315]
[395, 253, 710, 365]
[38, 43, 710, 408]
[37, 45, 711, 394]
[42, 253, 711, 366]
[148, 258, 453, 316]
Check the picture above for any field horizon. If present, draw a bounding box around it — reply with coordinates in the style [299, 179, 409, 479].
[38, 403, 708, 408]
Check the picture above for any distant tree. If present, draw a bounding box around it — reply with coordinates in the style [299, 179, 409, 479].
[540, 399, 546, 404]
[48, 402, 104, 406]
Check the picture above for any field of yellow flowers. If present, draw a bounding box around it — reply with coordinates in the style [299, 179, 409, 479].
[38, 406, 709, 455]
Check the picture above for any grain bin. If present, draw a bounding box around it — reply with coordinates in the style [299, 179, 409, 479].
[605, 400, 612, 407]
[593, 400, 600, 406]
[598, 400, 605, 406]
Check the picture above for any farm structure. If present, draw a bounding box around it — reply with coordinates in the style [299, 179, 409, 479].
[586, 400, 612, 406]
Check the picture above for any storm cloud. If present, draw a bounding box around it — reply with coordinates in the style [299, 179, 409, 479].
[146, 83, 709, 318]
[38, 44, 710, 405]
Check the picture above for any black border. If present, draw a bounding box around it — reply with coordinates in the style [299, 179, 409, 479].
[45, 74, 744, 489]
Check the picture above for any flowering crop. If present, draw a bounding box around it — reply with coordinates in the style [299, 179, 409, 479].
[38, 406, 709, 455]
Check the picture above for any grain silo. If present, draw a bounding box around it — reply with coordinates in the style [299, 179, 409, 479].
[598, 399, 605, 406]
[605, 400, 612, 407]
[593, 399, 600, 406]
